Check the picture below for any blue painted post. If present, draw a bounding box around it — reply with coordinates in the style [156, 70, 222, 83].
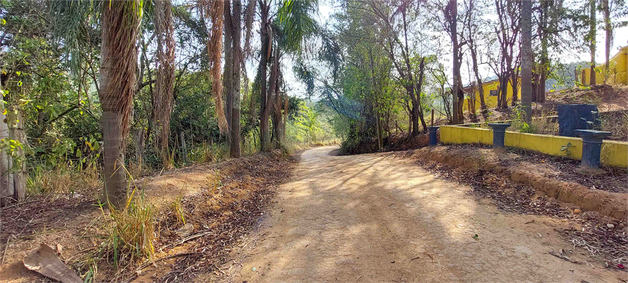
[574, 130, 611, 168]
[488, 123, 511, 148]
[428, 126, 439, 146]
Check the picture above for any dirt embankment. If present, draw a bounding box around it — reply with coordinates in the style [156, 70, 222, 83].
[408, 146, 627, 219]
[543, 84, 628, 113]
[0, 152, 295, 283]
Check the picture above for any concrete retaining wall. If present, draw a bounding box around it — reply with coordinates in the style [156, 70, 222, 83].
[440, 125, 627, 168]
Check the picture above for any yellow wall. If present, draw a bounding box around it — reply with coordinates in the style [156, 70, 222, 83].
[581, 46, 628, 85]
[463, 79, 520, 113]
[440, 125, 493, 145]
[440, 125, 628, 167]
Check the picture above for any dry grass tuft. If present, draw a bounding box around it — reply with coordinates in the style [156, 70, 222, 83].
[101, 194, 155, 269]
[26, 165, 101, 199]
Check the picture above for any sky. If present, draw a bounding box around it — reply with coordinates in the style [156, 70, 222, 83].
[278, 0, 628, 99]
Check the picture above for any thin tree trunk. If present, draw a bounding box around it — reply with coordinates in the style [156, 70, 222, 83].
[521, 0, 533, 122]
[99, 0, 141, 209]
[224, 0, 234, 133]
[449, 0, 460, 124]
[470, 45, 486, 111]
[589, 0, 597, 85]
[230, 0, 242, 157]
[602, 0, 611, 84]
[376, 107, 382, 151]
[467, 0, 486, 111]
[270, 48, 282, 147]
[416, 58, 428, 132]
[538, 0, 548, 102]
[283, 92, 289, 141]
[259, 1, 271, 151]
[499, 76, 508, 108]
[180, 131, 187, 162]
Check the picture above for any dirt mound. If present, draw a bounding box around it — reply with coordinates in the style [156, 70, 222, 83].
[408, 146, 627, 219]
[542, 84, 628, 113]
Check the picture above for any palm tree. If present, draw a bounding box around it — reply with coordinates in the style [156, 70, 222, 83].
[270, 0, 318, 147]
[255, 0, 318, 151]
[154, 0, 176, 167]
[520, 0, 532, 122]
[99, 0, 142, 208]
[200, 0, 229, 135]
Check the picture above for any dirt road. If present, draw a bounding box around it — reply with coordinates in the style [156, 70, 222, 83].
[227, 146, 624, 282]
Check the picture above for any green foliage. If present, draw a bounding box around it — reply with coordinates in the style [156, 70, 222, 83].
[0, 138, 24, 172]
[560, 142, 574, 157]
[277, 0, 319, 53]
[286, 100, 338, 146]
[510, 106, 536, 133]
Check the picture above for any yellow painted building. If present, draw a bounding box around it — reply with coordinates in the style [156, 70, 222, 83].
[580, 46, 628, 85]
[463, 78, 520, 113]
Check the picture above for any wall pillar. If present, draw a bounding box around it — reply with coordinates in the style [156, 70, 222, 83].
[575, 129, 612, 168]
[488, 123, 511, 148]
[428, 127, 439, 146]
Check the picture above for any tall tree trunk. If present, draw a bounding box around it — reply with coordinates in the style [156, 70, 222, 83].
[368, 48, 382, 149]
[449, 0, 461, 124]
[99, 0, 141, 209]
[230, 0, 242, 157]
[602, 0, 611, 84]
[269, 47, 282, 147]
[521, 0, 533, 122]
[537, 0, 549, 102]
[589, 0, 597, 85]
[224, 0, 234, 133]
[259, 1, 271, 151]
[154, 0, 176, 167]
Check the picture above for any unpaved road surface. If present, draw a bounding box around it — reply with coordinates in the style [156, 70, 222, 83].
[226, 146, 624, 282]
